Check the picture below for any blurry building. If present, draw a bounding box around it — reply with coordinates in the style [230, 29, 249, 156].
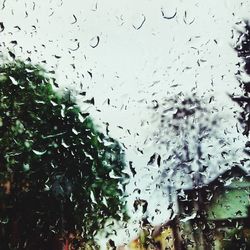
[177, 165, 250, 249]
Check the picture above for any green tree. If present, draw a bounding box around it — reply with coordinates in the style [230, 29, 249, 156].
[0, 60, 128, 249]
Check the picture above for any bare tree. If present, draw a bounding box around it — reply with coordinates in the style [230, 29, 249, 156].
[151, 93, 234, 190]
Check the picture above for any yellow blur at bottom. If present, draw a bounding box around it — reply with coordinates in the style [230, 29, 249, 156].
[128, 228, 174, 250]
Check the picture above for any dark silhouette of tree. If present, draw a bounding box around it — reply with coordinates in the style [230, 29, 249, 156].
[233, 21, 250, 141]
[0, 60, 128, 249]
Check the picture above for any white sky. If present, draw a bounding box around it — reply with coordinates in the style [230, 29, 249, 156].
[1, 0, 250, 247]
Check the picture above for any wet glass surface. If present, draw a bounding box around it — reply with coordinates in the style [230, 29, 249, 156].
[1, 1, 250, 249]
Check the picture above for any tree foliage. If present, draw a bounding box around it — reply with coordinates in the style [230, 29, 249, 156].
[233, 21, 250, 140]
[0, 60, 128, 249]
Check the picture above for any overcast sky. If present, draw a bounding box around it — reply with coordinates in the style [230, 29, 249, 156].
[1, 0, 250, 247]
